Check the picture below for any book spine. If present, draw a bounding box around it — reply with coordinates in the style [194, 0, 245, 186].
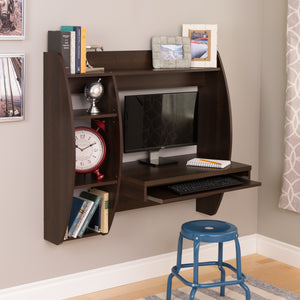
[80, 27, 87, 73]
[68, 201, 88, 237]
[60, 26, 76, 74]
[69, 31, 75, 74]
[72, 200, 94, 238]
[48, 31, 71, 74]
[89, 188, 109, 233]
[77, 196, 102, 238]
[101, 197, 109, 234]
[73, 26, 81, 74]
[87, 203, 101, 232]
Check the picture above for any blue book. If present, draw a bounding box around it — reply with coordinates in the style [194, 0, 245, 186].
[88, 195, 102, 233]
[68, 197, 88, 237]
[77, 191, 102, 237]
[61, 26, 81, 73]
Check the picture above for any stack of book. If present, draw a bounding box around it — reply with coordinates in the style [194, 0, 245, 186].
[65, 189, 109, 240]
[47, 26, 87, 74]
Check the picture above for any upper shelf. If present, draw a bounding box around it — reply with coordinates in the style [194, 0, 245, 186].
[66, 51, 222, 91]
[67, 67, 221, 78]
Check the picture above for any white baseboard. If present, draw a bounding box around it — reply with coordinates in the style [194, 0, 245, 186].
[256, 234, 300, 268]
[0, 234, 298, 300]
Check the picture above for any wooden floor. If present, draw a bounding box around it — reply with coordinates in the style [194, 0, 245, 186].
[66, 254, 300, 300]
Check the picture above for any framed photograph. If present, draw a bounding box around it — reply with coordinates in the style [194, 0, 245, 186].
[0, 0, 25, 40]
[182, 24, 217, 68]
[152, 36, 191, 69]
[0, 54, 25, 122]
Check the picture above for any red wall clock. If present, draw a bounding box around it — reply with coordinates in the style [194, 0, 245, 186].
[75, 120, 106, 180]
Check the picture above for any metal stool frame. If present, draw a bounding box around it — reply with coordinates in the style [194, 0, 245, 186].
[166, 220, 250, 300]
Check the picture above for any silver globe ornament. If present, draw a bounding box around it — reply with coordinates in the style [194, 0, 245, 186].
[84, 78, 104, 115]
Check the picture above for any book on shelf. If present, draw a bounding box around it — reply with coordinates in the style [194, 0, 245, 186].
[48, 31, 71, 74]
[77, 191, 102, 238]
[68, 196, 94, 238]
[89, 188, 109, 233]
[80, 27, 87, 73]
[61, 26, 82, 74]
[186, 158, 231, 169]
[67, 196, 88, 237]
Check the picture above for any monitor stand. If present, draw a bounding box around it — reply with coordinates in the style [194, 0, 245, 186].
[139, 150, 178, 167]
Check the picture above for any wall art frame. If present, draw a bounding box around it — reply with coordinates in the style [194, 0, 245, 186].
[0, 0, 25, 40]
[182, 24, 217, 68]
[0, 53, 25, 122]
[152, 36, 191, 69]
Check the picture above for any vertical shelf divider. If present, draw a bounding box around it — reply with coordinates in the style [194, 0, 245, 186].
[44, 52, 75, 245]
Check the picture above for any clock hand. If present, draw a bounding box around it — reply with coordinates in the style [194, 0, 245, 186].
[81, 142, 96, 151]
[75, 144, 83, 151]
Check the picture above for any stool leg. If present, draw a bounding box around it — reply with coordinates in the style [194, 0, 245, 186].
[166, 273, 174, 300]
[235, 236, 251, 300]
[218, 242, 225, 296]
[176, 233, 183, 272]
[166, 233, 184, 300]
[190, 287, 197, 300]
[189, 237, 200, 300]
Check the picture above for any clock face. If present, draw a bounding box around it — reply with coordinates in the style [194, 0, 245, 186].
[75, 127, 106, 173]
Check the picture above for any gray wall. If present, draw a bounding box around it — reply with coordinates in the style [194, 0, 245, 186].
[0, 0, 288, 290]
[258, 1, 300, 245]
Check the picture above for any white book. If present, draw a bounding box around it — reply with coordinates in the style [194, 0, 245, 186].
[186, 158, 231, 169]
[69, 31, 75, 74]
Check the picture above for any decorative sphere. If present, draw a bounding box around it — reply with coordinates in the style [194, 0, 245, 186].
[85, 82, 104, 99]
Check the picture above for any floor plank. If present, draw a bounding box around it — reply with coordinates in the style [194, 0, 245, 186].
[66, 254, 300, 300]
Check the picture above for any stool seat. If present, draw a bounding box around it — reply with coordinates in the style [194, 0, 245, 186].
[167, 219, 251, 300]
[181, 219, 238, 243]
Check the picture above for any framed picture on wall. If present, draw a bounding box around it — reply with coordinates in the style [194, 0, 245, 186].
[152, 36, 191, 69]
[0, 54, 25, 122]
[0, 0, 25, 40]
[182, 24, 217, 68]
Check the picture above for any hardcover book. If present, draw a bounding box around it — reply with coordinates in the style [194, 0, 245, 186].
[68, 197, 88, 237]
[70, 197, 94, 238]
[77, 191, 102, 237]
[80, 27, 87, 73]
[48, 31, 71, 74]
[61, 26, 81, 73]
[89, 188, 109, 233]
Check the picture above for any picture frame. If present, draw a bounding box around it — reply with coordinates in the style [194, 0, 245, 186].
[0, 54, 25, 122]
[0, 0, 25, 40]
[182, 24, 217, 68]
[152, 36, 191, 69]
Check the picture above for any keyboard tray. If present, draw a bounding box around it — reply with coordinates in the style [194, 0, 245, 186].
[168, 175, 243, 196]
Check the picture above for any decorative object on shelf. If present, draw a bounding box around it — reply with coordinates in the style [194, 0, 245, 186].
[182, 24, 217, 68]
[86, 45, 104, 52]
[0, 0, 25, 40]
[0, 53, 25, 122]
[75, 119, 106, 181]
[86, 45, 105, 73]
[86, 59, 105, 73]
[151, 36, 191, 69]
[84, 78, 104, 114]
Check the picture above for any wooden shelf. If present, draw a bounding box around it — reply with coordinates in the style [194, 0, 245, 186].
[73, 109, 118, 120]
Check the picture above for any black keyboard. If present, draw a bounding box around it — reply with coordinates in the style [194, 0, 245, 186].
[168, 176, 243, 195]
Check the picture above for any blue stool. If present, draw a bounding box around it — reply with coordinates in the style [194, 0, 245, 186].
[166, 220, 250, 300]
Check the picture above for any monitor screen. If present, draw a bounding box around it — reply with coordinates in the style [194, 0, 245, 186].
[123, 91, 198, 153]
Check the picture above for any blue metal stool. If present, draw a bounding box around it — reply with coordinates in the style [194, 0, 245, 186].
[166, 220, 250, 300]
